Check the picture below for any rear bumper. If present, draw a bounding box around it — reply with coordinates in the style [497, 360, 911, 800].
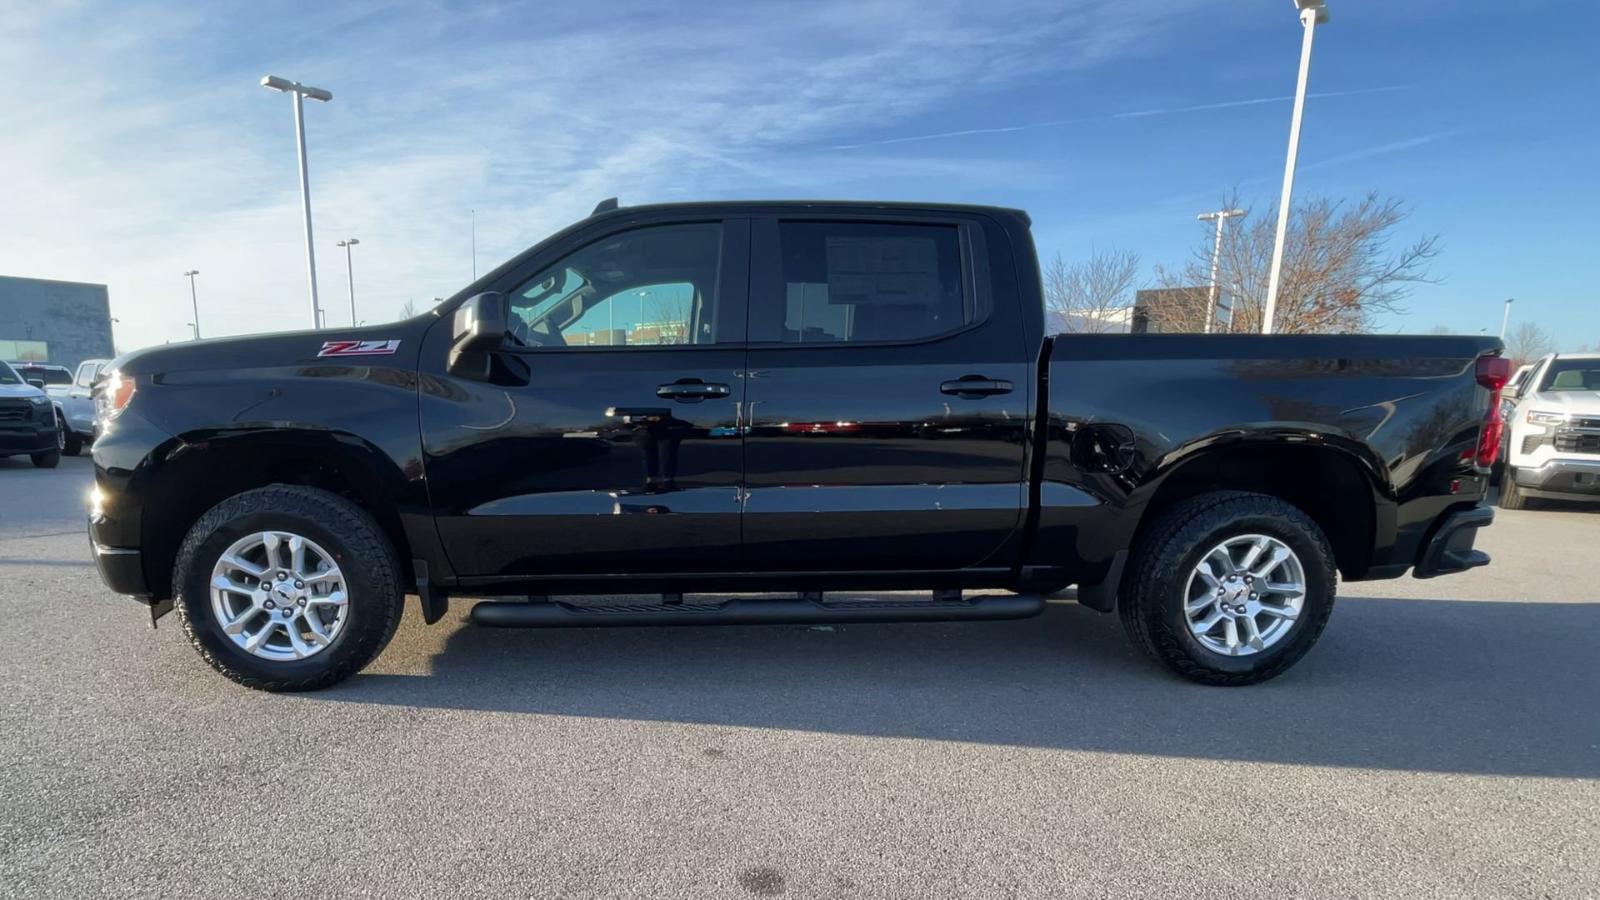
[1414, 505, 1493, 579]
[1513, 458, 1600, 500]
[0, 422, 56, 454]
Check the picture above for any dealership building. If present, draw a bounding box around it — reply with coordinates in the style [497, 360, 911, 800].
[0, 275, 116, 372]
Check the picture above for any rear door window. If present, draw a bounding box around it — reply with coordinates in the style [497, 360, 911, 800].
[767, 221, 969, 344]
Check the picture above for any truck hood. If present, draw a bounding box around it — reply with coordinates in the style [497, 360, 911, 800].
[0, 382, 48, 400]
[1523, 390, 1600, 414]
[106, 318, 437, 378]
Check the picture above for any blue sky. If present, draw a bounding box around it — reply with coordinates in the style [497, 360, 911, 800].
[2, 0, 1594, 350]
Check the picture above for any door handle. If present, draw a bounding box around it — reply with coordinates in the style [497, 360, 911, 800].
[656, 380, 731, 401]
[940, 376, 1014, 398]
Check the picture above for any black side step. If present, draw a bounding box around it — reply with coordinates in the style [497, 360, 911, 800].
[470, 594, 1045, 628]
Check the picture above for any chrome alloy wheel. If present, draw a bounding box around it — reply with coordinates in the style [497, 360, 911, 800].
[1184, 534, 1306, 657]
[209, 531, 348, 661]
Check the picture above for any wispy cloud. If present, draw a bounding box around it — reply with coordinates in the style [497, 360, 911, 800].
[829, 85, 1409, 150]
[0, 0, 1216, 349]
[1299, 128, 1460, 172]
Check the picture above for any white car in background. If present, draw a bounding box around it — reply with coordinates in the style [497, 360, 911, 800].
[1500, 352, 1600, 509]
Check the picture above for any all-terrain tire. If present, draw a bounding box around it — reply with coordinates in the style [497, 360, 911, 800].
[31, 448, 60, 468]
[1118, 491, 1337, 686]
[173, 485, 405, 691]
[63, 430, 83, 456]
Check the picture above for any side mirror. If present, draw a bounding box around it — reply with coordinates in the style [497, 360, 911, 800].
[447, 292, 508, 380]
[25, 377, 45, 389]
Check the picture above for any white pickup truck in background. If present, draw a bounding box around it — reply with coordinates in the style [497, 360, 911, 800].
[1500, 352, 1600, 509]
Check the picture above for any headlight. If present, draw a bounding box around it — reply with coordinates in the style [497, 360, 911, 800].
[27, 395, 49, 407]
[1526, 410, 1569, 427]
[95, 370, 136, 422]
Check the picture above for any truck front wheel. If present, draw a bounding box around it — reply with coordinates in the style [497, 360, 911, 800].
[172, 485, 405, 691]
[1497, 470, 1529, 509]
[1119, 491, 1337, 686]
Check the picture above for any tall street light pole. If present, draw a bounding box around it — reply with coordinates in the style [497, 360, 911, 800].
[261, 75, 333, 330]
[1261, 0, 1329, 335]
[337, 238, 360, 326]
[1198, 208, 1245, 334]
[184, 270, 201, 340]
[1500, 297, 1514, 339]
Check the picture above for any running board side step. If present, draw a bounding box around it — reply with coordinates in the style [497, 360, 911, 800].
[469, 594, 1045, 628]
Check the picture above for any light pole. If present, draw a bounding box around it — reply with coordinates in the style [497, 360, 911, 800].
[1198, 208, 1245, 333]
[1499, 297, 1514, 339]
[184, 270, 201, 339]
[337, 238, 360, 326]
[261, 75, 333, 330]
[1260, 0, 1330, 335]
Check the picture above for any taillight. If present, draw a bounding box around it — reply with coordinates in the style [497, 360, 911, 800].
[1475, 356, 1511, 391]
[1474, 355, 1512, 467]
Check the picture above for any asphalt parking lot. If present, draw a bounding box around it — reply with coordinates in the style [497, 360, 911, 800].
[2, 455, 1597, 899]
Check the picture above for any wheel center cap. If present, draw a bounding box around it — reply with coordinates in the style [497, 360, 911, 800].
[274, 585, 298, 604]
[1221, 582, 1250, 605]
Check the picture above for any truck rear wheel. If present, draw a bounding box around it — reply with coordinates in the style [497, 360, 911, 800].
[1119, 491, 1337, 686]
[172, 485, 405, 691]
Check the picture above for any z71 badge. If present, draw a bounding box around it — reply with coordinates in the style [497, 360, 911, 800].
[317, 339, 401, 358]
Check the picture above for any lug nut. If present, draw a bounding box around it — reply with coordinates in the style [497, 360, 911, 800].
[277, 571, 288, 581]
[264, 600, 276, 609]
[294, 580, 304, 589]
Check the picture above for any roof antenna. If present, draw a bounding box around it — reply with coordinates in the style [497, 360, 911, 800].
[591, 197, 619, 216]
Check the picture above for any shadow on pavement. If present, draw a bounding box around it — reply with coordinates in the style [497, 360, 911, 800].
[321, 595, 1600, 780]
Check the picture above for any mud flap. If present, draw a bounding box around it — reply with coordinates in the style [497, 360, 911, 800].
[413, 560, 449, 624]
[148, 596, 174, 628]
[1076, 549, 1127, 613]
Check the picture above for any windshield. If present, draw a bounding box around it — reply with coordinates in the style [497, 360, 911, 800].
[0, 361, 19, 385]
[1538, 359, 1600, 392]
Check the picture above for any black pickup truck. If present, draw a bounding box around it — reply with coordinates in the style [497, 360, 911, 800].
[88, 200, 1509, 691]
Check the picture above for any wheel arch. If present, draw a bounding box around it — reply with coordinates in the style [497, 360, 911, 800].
[140, 428, 419, 600]
[1133, 436, 1387, 582]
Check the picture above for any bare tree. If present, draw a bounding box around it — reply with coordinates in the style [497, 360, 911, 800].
[1044, 248, 1141, 333]
[398, 299, 419, 319]
[1505, 321, 1555, 366]
[1158, 191, 1440, 334]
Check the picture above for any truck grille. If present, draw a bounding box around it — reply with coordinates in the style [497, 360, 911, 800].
[0, 400, 31, 422]
[1555, 431, 1600, 455]
[1568, 416, 1600, 430]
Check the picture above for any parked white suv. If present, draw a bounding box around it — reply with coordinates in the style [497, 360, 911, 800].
[1500, 352, 1600, 509]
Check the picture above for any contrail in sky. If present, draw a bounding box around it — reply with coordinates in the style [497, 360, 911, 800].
[829, 85, 1408, 150]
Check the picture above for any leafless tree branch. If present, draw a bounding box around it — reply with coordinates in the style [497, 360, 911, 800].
[1158, 191, 1440, 334]
[1045, 248, 1141, 333]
